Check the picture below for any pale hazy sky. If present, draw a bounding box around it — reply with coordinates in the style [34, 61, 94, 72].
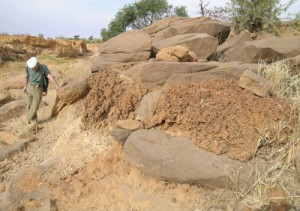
[0, 0, 299, 39]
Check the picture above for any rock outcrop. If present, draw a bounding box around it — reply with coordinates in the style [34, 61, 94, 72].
[0, 35, 54, 48]
[153, 33, 218, 59]
[217, 30, 254, 54]
[122, 61, 218, 90]
[52, 75, 90, 116]
[143, 17, 230, 45]
[57, 75, 90, 104]
[124, 129, 265, 187]
[91, 30, 152, 72]
[0, 35, 89, 63]
[224, 35, 300, 63]
[238, 70, 272, 97]
[156, 45, 198, 62]
[54, 39, 88, 58]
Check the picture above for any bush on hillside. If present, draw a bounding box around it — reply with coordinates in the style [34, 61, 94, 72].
[228, 0, 297, 33]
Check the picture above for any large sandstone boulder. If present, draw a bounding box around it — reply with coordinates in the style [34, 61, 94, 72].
[224, 36, 300, 63]
[142, 16, 186, 35]
[52, 75, 90, 117]
[91, 30, 151, 72]
[144, 17, 230, 45]
[153, 33, 218, 59]
[156, 45, 198, 62]
[122, 61, 218, 90]
[215, 30, 254, 57]
[57, 75, 90, 104]
[124, 129, 264, 187]
[100, 30, 151, 54]
[162, 62, 264, 89]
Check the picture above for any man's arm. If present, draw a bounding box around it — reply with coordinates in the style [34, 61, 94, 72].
[47, 74, 60, 90]
[23, 75, 29, 92]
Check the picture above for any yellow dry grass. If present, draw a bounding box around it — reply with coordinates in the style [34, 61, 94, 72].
[232, 61, 300, 209]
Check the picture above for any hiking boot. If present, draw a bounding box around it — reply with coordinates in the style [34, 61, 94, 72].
[27, 120, 43, 132]
[27, 122, 37, 132]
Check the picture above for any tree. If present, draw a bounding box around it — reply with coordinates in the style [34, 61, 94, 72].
[198, 0, 297, 32]
[100, 4, 137, 41]
[131, 0, 172, 29]
[199, 0, 210, 17]
[198, 0, 231, 22]
[228, 0, 297, 33]
[88, 35, 93, 42]
[101, 0, 188, 41]
[173, 6, 189, 17]
[38, 33, 44, 39]
[207, 6, 232, 22]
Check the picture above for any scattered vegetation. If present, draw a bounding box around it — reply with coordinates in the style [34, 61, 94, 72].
[259, 61, 300, 103]
[39, 54, 76, 65]
[198, 0, 231, 21]
[38, 33, 44, 39]
[232, 61, 300, 209]
[198, 0, 298, 34]
[101, 0, 188, 41]
[228, 0, 297, 34]
[54, 35, 102, 43]
[278, 19, 300, 36]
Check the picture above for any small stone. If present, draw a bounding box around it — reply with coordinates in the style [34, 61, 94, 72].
[116, 120, 141, 131]
[238, 70, 272, 97]
[110, 128, 132, 145]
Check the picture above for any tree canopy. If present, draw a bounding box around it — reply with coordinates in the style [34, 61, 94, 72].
[101, 0, 188, 41]
[199, 0, 297, 34]
[228, 0, 297, 33]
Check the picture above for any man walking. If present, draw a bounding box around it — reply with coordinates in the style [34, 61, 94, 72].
[23, 57, 59, 128]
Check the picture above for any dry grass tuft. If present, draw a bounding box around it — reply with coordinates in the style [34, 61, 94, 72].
[232, 61, 300, 209]
[258, 61, 300, 104]
[39, 54, 76, 65]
